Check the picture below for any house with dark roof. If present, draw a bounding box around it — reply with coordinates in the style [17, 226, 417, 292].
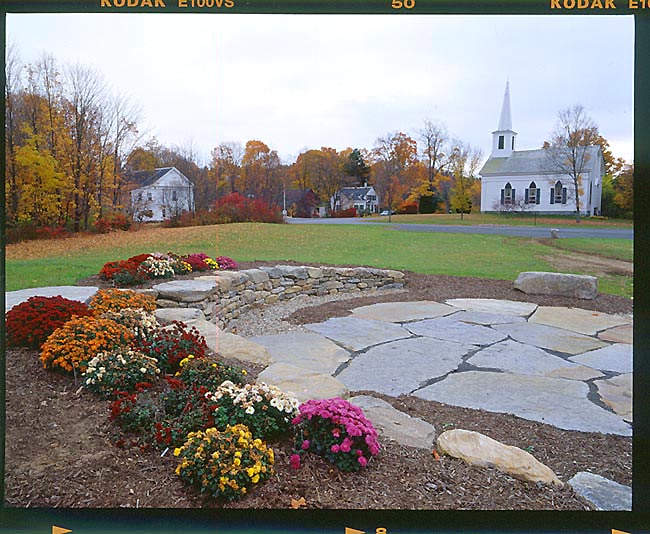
[480, 83, 604, 216]
[332, 185, 380, 214]
[129, 167, 195, 222]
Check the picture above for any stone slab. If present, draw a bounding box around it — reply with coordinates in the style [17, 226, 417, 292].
[249, 332, 350, 375]
[568, 472, 632, 511]
[305, 317, 411, 352]
[215, 330, 273, 366]
[350, 395, 436, 449]
[529, 306, 630, 336]
[445, 298, 537, 317]
[257, 362, 348, 402]
[451, 310, 526, 326]
[569, 343, 633, 374]
[337, 337, 470, 396]
[350, 301, 455, 323]
[436, 429, 562, 487]
[414, 371, 631, 436]
[406, 316, 508, 346]
[155, 307, 204, 324]
[514, 271, 598, 299]
[595, 373, 632, 421]
[468, 340, 604, 380]
[598, 324, 633, 344]
[5, 286, 99, 312]
[153, 279, 217, 302]
[494, 322, 607, 355]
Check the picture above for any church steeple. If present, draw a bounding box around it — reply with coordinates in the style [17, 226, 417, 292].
[491, 82, 517, 157]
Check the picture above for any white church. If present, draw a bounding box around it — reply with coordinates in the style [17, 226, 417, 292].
[479, 83, 604, 216]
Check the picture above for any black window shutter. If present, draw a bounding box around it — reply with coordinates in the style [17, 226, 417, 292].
[562, 188, 567, 204]
[500, 189, 504, 204]
[536, 188, 541, 204]
[550, 189, 554, 204]
[524, 189, 529, 203]
[512, 189, 516, 202]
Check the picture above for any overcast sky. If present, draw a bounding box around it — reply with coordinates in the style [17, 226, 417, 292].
[6, 13, 634, 167]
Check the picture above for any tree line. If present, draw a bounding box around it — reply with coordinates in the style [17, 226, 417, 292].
[6, 48, 632, 234]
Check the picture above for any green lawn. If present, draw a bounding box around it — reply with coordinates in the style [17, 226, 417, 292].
[4, 223, 633, 298]
[366, 212, 633, 228]
[545, 238, 633, 262]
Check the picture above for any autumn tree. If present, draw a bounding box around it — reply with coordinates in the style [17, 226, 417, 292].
[371, 132, 423, 213]
[545, 105, 602, 223]
[448, 140, 482, 219]
[239, 140, 283, 204]
[212, 142, 243, 197]
[5, 43, 22, 223]
[416, 119, 451, 212]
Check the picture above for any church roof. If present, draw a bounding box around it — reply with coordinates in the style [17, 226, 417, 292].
[480, 146, 602, 176]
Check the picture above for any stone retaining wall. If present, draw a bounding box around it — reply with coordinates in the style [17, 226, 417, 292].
[149, 266, 405, 329]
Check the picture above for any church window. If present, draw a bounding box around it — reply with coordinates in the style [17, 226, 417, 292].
[498, 135, 505, 150]
[512, 137, 515, 150]
[551, 181, 567, 205]
[172, 190, 178, 201]
[525, 181, 540, 205]
[501, 182, 513, 206]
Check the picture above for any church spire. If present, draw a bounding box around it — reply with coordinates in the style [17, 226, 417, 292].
[498, 81, 513, 131]
[491, 82, 517, 157]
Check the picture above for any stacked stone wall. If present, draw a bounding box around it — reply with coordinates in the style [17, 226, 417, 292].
[148, 266, 405, 329]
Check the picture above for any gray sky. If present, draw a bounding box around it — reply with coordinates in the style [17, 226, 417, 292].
[7, 13, 634, 166]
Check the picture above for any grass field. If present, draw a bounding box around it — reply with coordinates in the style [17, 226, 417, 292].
[366, 212, 633, 228]
[545, 238, 633, 262]
[4, 223, 633, 298]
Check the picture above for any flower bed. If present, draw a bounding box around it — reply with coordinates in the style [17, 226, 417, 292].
[98, 252, 236, 286]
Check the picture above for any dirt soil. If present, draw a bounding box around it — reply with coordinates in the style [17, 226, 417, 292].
[4, 267, 633, 510]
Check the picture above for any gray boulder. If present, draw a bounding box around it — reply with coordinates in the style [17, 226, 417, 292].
[514, 271, 597, 299]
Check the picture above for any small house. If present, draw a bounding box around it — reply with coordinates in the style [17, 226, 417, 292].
[332, 185, 380, 215]
[129, 167, 195, 222]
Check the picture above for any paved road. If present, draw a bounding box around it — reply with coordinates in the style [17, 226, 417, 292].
[286, 217, 633, 239]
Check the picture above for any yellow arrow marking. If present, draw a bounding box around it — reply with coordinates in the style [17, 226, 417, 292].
[345, 528, 366, 534]
[52, 527, 72, 534]
[612, 530, 629, 534]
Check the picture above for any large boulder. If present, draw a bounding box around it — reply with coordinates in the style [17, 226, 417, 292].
[514, 271, 597, 299]
[436, 429, 563, 487]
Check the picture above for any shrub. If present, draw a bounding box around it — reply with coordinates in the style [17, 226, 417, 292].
[205, 381, 299, 440]
[109, 388, 159, 435]
[99, 259, 147, 285]
[138, 256, 176, 279]
[214, 192, 283, 224]
[5, 296, 93, 349]
[94, 212, 132, 233]
[100, 308, 159, 342]
[215, 256, 238, 270]
[182, 253, 211, 272]
[331, 207, 357, 218]
[174, 424, 275, 501]
[40, 316, 134, 373]
[133, 320, 209, 373]
[291, 397, 380, 472]
[89, 289, 157, 315]
[397, 201, 418, 214]
[83, 348, 160, 398]
[175, 355, 248, 391]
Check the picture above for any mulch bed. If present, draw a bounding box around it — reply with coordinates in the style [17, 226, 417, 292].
[4, 264, 633, 509]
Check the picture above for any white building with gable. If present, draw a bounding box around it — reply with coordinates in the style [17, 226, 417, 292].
[480, 83, 604, 216]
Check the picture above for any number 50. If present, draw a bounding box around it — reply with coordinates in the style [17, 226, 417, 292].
[392, 0, 415, 8]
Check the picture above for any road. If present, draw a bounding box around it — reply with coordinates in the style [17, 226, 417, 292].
[286, 217, 633, 239]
